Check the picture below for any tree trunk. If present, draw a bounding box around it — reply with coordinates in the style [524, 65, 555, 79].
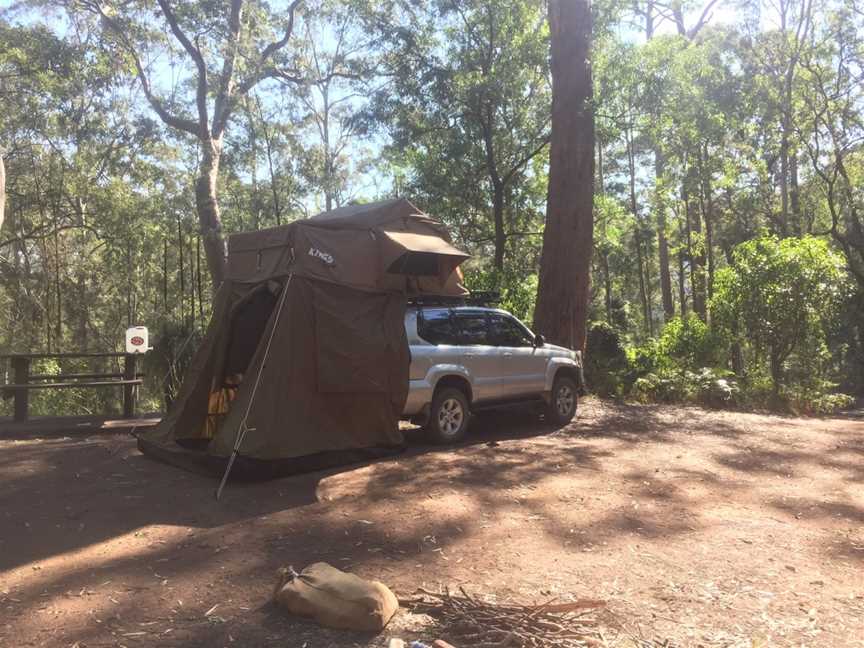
[244, 98, 262, 230]
[54, 230, 62, 344]
[163, 238, 169, 313]
[480, 104, 506, 273]
[0, 152, 5, 233]
[655, 152, 674, 319]
[770, 348, 783, 401]
[704, 195, 715, 304]
[641, 1, 674, 322]
[779, 130, 790, 235]
[626, 128, 653, 336]
[256, 94, 283, 226]
[790, 151, 801, 233]
[635, 227, 652, 336]
[196, 235, 205, 325]
[683, 168, 707, 321]
[320, 83, 333, 211]
[723, 243, 745, 376]
[677, 206, 687, 318]
[598, 140, 613, 324]
[177, 215, 186, 327]
[195, 140, 227, 289]
[698, 145, 716, 311]
[602, 251, 613, 323]
[534, 0, 594, 352]
[492, 182, 505, 271]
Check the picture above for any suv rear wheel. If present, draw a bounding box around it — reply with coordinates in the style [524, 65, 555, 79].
[546, 375, 577, 426]
[425, 387, 470, 443]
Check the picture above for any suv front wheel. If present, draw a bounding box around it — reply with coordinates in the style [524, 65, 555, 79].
[546, 375, 578, 426]
[425, 387, 470, 443]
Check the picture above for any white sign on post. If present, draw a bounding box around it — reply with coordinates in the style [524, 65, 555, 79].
[125, 326, 150, 354]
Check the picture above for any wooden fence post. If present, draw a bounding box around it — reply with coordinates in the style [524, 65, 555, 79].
[123, 354, 137, 418]
[12, 357, 30, 422]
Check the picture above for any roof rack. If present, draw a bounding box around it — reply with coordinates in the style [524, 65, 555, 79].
[466, 291, 501, 306]
[408, 290, 501, 308]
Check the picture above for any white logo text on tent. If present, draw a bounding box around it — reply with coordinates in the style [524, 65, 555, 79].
[308, 247, 335, 265]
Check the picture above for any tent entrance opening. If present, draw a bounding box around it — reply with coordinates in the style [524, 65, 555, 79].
[205, 286, 279, 437]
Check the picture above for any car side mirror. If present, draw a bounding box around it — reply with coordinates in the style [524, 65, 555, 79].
[534, 334, 545, 347]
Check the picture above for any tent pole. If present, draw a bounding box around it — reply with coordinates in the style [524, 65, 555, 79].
[215, 274, 293, 500]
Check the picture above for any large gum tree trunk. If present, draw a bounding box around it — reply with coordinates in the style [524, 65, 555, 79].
[196, 140, 227, 288]
[534, 0, 594, 352]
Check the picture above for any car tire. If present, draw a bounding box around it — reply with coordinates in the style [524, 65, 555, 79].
[546, 375, 578, 426]
[425, 387, 470, 444]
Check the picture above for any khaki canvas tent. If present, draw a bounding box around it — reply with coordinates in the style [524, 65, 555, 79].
[138, 198, 469, 479]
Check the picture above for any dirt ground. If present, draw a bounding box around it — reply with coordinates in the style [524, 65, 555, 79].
[1, 398, 862, 648]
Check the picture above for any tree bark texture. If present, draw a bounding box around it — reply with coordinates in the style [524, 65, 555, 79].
[534, 0, 594, 352]
[196, 140, 226, 287]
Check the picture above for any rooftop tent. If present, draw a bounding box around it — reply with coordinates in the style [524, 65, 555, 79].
[137, 199, 470, 479]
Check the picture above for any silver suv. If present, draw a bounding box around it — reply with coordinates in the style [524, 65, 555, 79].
[403, 305, 583, 442]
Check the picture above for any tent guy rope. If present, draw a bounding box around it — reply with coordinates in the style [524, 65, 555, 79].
[215, 273, 293, 500]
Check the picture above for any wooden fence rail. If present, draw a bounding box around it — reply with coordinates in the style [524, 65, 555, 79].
[1, 353, 144, 422]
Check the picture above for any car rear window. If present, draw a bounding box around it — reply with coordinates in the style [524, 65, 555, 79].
[417, 308, 459, 345]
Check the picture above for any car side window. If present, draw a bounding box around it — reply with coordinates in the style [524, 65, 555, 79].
[417, 308, 459, 345]
[453, 311, 492, 345]
[488, 313, 534, 347]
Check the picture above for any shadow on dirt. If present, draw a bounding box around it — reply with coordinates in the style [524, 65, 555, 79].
[0, 406, 565, 575]
[3, 399, 863, 648]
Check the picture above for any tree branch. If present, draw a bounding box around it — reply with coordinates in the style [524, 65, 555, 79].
[156, 0, 209, 135]
[84, 0, 200, 136]
[209, 0, 303, 136]
[0, 223, 103, 249]
[275, 69, 363, 86]
[212, 0, 244, 139]
[687, 0, 723, 39]
[235, 0, 302, 96]
[502, 134, 551, 185]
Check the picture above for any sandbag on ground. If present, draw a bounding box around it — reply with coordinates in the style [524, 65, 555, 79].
[273, 562, 399, 632]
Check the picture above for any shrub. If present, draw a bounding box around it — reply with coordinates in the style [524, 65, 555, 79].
[711, 234, 850, 398]
[584, 321, 629, 396]
[632, 371, 687, 403]
[690, 367, 740, 407]
[809, 393, 855, 415]
[630, 366, 740, 407]
[625, 339, 664, 378]
[657, 314, 726, 370]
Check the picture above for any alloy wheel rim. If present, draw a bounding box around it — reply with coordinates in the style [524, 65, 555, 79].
[556, 385, 574, 416]
[438, 398, 464, 436]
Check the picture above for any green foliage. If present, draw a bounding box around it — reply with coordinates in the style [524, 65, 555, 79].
[366, 0, 550, 271]
[656, 314, 727, 371]
[463, 266, 538, 324]
[712, 234, 851, 393]
[808, 393, 856, 415]
[584, 322, 629, 397]
[631, 367, 740, 408]
[3, 1, 864, 421]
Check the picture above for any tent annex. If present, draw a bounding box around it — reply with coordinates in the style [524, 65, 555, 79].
[137, 199, 469, 479]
